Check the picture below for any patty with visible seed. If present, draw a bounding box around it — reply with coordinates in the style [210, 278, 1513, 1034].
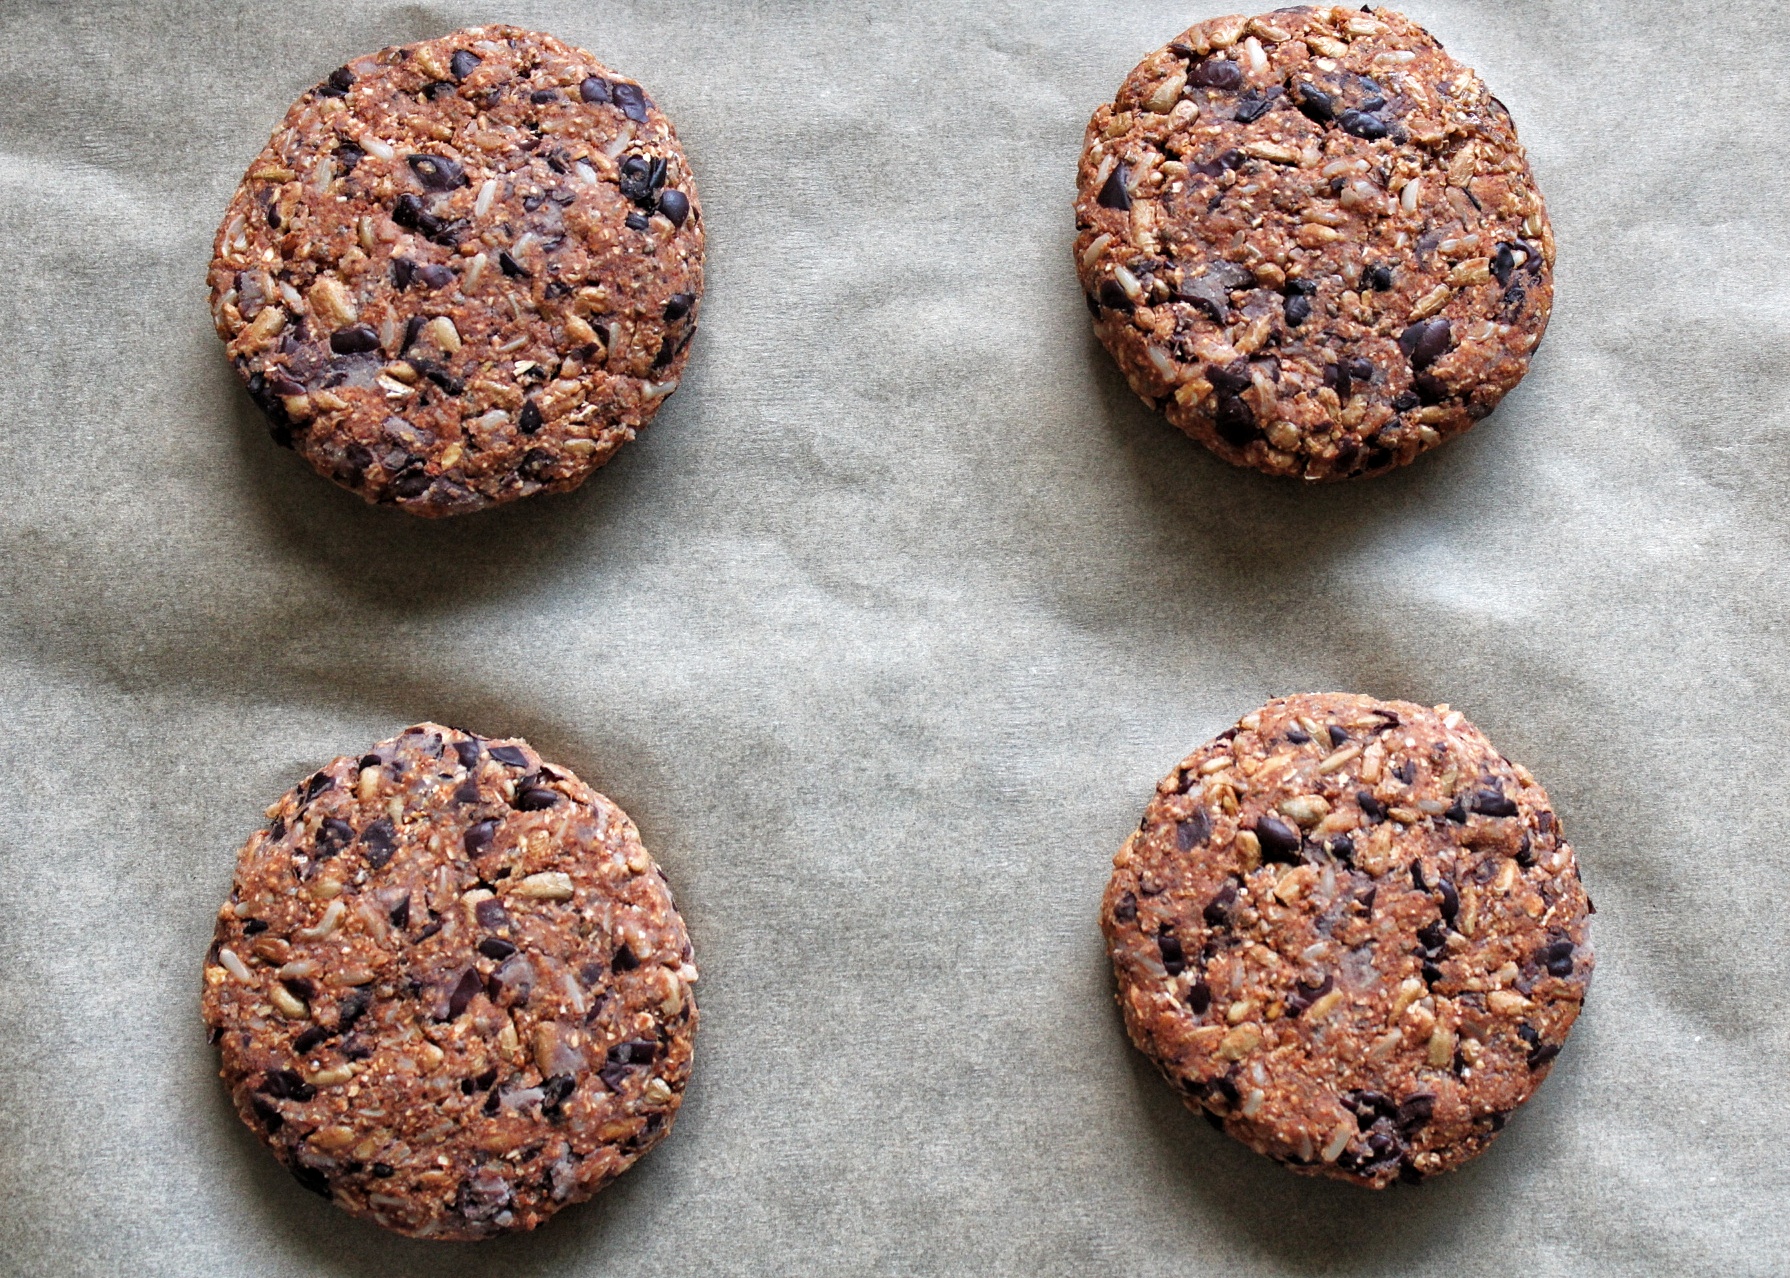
[202, 723, 698, 1239]
[208, 26, 703, 515]
[1075, 7, 1552, 479]
[1101, 693, 1591, 1187]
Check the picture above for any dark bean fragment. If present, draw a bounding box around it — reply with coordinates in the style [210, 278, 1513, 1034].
[325, 322, 381, 356]
[1421, 960, 1444, 985]
[1288, 972, 1334, 1015]
[1325, 833, 1354, 865]
[261, 1069, 315, 1102]
[359, 817, 397, 868]
[415, 262, 456, 289]
[1097, 279, 1134, 312]
[293, 1025, 331, 1054]
[612, 943, 638, 972]
[483, 1088, 501, 1116]
[289, 1163, 332, 1198]
[612, 82, 649, 122]
[1399, 318, 1453, 370]
[664, 292, 696, 322]
[302, 772, 334, 802]
[1353, 791, 1386, 824]
[1417, 920, 1449, 960]
[515, 786, 560, 811]
[251, 1096, 284, 1132]
[541, 1073, 576, 1117]
[1410, 860, 1427, 890]
[1395, 1092, 1435, 1134]
[1214, 392, 1257, 445]
[449, 49, 481, 80]
[1097, 164, 1132, 211]
[1437, 877, 1459, 923]
[1471, 787, 1519, 817]
[407, 153, 468, 192]
[488, 745, 529, 768]
[1392, 759, 1417, 785]
[318, 66, 354, 98]
[1527, 1041, 1561, 1070]
[625, 211, 650, 231]
[1158, 933, 1186, 976]
[452, 739, 481, 769]
[446, 968, 483, 1019]
[335, 143, 364, 173]
[1336, 109, 1389, 139]
[464, 818, 500, 857]
[579, 75, 611, 103]
[1111, 890, 1139, 924]
[391, 258, 415, 290]
[1235, 85, 1283, 124]
[1326, 725, 1350, 747]
[1283, 293, 1312, 326]
[478, 937, 518, 961]
[517, 400, 543, 436]
[599, 1038, 659, 1090]
[1189, 57, 1242, 90]
[531, 88, 560, 104]
[1366, 263, 1394, 291]
[1181, 978, 1212, 1015]
[1256, 815, 1301, 863]
[474, 898, 509, 930]
[658, 188, 691, 226]
[1203, 883, 1238, 928]
[1540, 939, 1575, 976]
[386, 893, 411, 929]
[1294, 82, 1335, 123]
[1176, 808, 1212, 851]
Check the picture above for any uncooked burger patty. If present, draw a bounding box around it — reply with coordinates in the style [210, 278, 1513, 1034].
[202, 723, 698, 1238]
[1101, 693, 1591, 1186]
[1075, 8, 1553, 479]
[208, 26, 703, 515]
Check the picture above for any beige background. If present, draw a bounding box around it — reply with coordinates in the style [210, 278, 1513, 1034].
[1, 1, 1785, 1274]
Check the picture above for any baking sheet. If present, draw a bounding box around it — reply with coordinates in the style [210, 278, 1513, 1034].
[2, 0, 1786, 1273]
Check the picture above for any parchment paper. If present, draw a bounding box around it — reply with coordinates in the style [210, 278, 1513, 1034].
[2, 1, 1787, 1274]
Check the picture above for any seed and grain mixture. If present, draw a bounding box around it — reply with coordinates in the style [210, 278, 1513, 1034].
[1074, 8, 1552, 479]
[208, 26, 703, 515]
[1101, 694, 1591, 1187]
[202, 724, 698, 1238]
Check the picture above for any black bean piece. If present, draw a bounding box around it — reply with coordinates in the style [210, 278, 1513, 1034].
[664, 291, 695, 321]
[1540, 939, 1575, 976]
[1410, 860, 1428, 890]
[611, 943, 638, 972]
[474, 899, 510, 931]
[1285, 727, 1311, 744]
[1190, 57, 1242, 89]
[494, 250, 527, 279]
[386, 893, 411, 929]
[415, 263, 456, 289]
[1235, 86, 1282, 124]
[1417, 920, 1448, 958]
[1444, 795, 1468, 823]
[1187, 981, 1212, 1014]
[1097, 164, 1131, 210]
[464, 818, 500, 856]
[1395, 1093, 1435, 1133]
[251, 1097, 284, 1132]
[1421, 961, 1444, 985]
[1256, 815, 1301, 862]
[518, 400, 543, 435]
[1490, 242, 1519, 286]
[541, 1074, 576, 1116]
[625, 211, 650, 231]
[483, 1088, 501, 1116]
[658, 188, 691, 226]
[1288, 972, 1334, 1015]
[1325, 833, 1354, 865]
[1203, 883, 1238, 927]
[1357, 791, 1387, 823]
[1366, 263, 1394, 291]
[301, 772, 334, 802]
[1437, 877, 1459, 923]
[1213, 393, 1256, 445]
[1283, 293, 1312, 326]
[1527, 1042, 1561, 1070]
[478, 937, 518, 961]
[1399, 318, 1452, 370]
[1336, 109, 1388, 139]
[1113, 891, 1137, 924]
[1176, 808, 1212, 850]
[450, 49, 481, 80]
[1097, 278, 1134, 311]
[261, 1069, 315, 1101]
[1295, 82, 1335, 123]
[612, 82, 649, 122]
[1345, 357, 1375, 384]
[401, 313, 428, 352]
[391, 258, 415, 289]
[293, 1025, 331, 1054]
[1472, 788, 1519, 817]
[328, 324, 379, 356]
[452, 739, 481, 769]
[318, 66, 354, 98]
[488, 745, 529, 768]
[1158, 933, 1186, 976]
[446, 968, 483, 1019]
[407, 153, 468, 191]
[531, 88, 559, 104]
[359, 817, 397, 868]
[515, 786, 560, 811]
[390, 467, 432, 500]
[289, 1163, 332, 1198]
[335, 990, 370, 1033]
[315, 818, 353, 857]
[1326, 725, 1350, 746]
[580, 75, 611, 103]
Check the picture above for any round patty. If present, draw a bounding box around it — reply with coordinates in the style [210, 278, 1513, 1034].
[1101, 694, 1591, 1187]
[1074, 7, 1553, 479]
[202, 723, 698, 1239]
[208, 26, 703, 516]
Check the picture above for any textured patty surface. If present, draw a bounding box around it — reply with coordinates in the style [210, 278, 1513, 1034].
[203, 723, 698, 1239]
[209, 26, 703, 515]
[1075, 7, 1552, 479]
[1101, 694, 1591, 1186]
